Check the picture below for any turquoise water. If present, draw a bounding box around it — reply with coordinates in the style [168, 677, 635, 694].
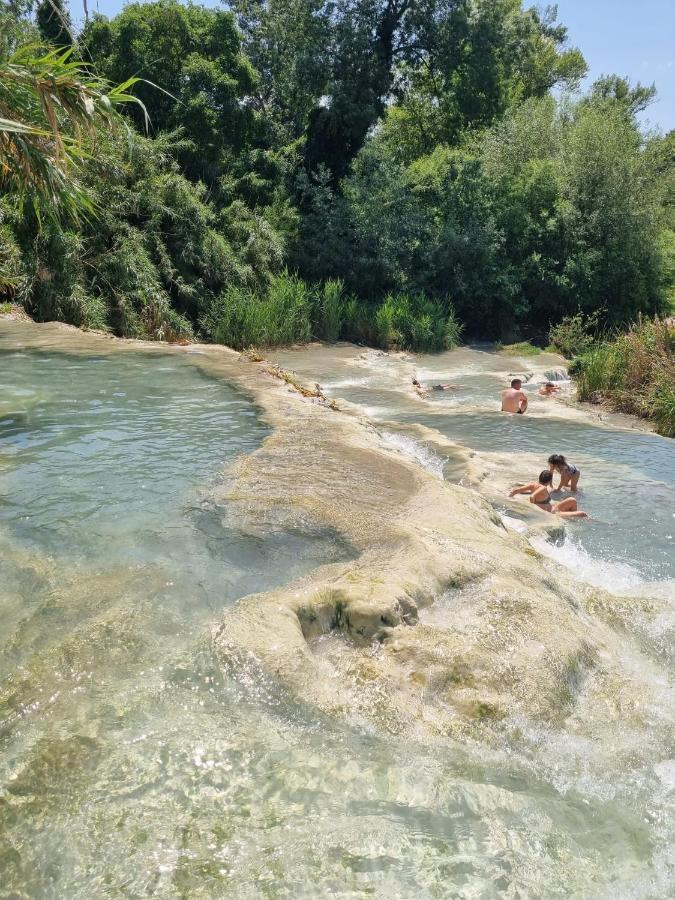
[1, 339, 673, 897]
[281, 347, 675, 587]
[408, 409, 675, 582]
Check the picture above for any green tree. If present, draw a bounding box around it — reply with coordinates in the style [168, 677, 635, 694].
[83, 1, 258, 183]
[586, 74, 656, 118]
[36, 0, 73, 47]
[234, 0, 585, 180]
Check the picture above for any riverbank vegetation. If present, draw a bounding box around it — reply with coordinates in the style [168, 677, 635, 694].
[571, 318, 675, 437]
[1, 1, 673, 353]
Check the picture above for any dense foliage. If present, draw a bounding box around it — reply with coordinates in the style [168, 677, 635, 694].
[571, 318, 675, 437]
[1, 0, 673, 350]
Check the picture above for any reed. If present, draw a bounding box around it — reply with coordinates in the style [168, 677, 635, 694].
[204, 278, 463, 353]
[573, 318, 675, 437]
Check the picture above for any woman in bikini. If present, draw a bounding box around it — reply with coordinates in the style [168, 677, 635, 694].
[548, 454, 581, 491]
[508, 470, 588, 518]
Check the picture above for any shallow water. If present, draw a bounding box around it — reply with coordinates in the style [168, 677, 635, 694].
[1, 333, 674, 897]
[272, 344, 675, 587]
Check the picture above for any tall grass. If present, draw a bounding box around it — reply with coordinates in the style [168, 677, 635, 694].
[203, 276, 464, 353]
[202, 271, 312, 349]
[371, 293, 462, 352]
[314, 278, 344, 342]
[573, 318, 675, 437]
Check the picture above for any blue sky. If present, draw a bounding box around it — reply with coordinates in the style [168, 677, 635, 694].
[76, 0, 674, 132]
[555, 0, 674, 132]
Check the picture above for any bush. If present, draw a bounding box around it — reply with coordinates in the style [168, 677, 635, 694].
[548, 311, 601, 358]
[373, 293, 463, 352]
[202, 271, 311, 349]
[314, 278, 344, 342]
[574, 318, 675, 436]
[496, 341, 542, 357]
[341, 296, 378, 345]
[0, 223, 24, 299]
[202, 278, 464, 353]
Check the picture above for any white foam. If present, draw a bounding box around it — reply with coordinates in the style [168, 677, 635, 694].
[379, 431, 444, 479]
[530, 534, 645, 593]
[500, 514, 528, 534]
[323, 376, 372, 390]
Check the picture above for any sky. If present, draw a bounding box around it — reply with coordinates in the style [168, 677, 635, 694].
[75, 0, 674, 132]
[554, 0, 674, 132]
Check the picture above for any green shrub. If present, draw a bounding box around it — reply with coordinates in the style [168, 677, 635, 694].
[443, 306, 463, 349]
[573, 318, 675, 436]
[341, 296, 378, 345]
[652, 383, 675, 438]
[0, 223, 24, 298]
[315, 278, 344, 342]
[374, 295, 401, 349]
[373, 293, 463, 352]
[548, 311, 601, 358]
[202, 271, 311, 349]
[496, 341, 541, 357]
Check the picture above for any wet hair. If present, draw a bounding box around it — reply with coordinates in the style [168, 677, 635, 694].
[548, 453, 566, 467]
[544, 382, 555, 388]
[538, 470, 553, 485]
[412, 377, 420, 386]
[510, 378, 522, 388]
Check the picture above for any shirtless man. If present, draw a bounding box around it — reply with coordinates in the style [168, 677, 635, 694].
[501, 378, 528, 414]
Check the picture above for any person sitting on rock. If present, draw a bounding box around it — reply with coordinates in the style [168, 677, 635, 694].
[508, 470, 587, 518]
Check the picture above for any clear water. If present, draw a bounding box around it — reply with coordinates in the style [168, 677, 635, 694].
[406, 411, 675, 582]
[271, 346, 675, 586]
[1, 338, 674, 897]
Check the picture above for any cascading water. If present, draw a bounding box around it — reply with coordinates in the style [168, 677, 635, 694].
[1, 323, 673, 898]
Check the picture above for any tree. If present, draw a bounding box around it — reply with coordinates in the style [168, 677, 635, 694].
[587, 75, 656, 118]
[36, 0, 73, 47]
[233, 0, 586, 180]
[82, 1, 258, 184]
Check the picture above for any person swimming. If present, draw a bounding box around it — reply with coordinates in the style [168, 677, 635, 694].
[538, 382, 560, 396]
[548, 453, 581, 491]
[412, 377, 458, 395]
[508, 470, 588, 518]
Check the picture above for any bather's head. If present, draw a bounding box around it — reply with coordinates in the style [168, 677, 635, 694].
[539, 470, 554, 486]
[412, 377, 421, 387]
[510, 378, 522, 389]
[548, 453, 566, 470]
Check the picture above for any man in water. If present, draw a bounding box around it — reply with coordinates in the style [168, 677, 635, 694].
[501, 378, 528, 414]
[538, 381, 559, 396]
[412, 377, 459, 396]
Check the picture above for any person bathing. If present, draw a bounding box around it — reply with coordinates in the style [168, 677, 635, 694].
[548, 454, 581, 491]
[413, 377, 458, 396]
[538, 382, 560, 396]
[501, 378, 528, 414]
[508, 470, 587, 518]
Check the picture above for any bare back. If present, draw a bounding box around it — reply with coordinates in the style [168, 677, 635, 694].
[501, 388, 527, 413]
